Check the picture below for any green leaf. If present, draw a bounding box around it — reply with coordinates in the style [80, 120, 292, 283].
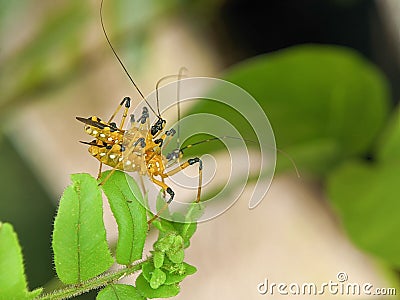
[0, 222, 30, 299]
[376, 107, 400, 163]
[100, 171, 147, 265]
[27, 288, 43, 299]
[161, 258, 185, 275]
[172, 221, 196, 249]
[171, 235, 184, 251]
[164, 262, 197, 285]
[142, 261, 153, 282]
[151, 218, 176, 234]
[171, 202, 203, 248]
[167, 249, 184, 264]
[185, 202, 205, 222]
[182, 262, 197, 276]
[327, 161, 400, 267]
[142, 260, 196, 286]
[150, 268, 167, 289]
[166, 236, 184, 263]
[151, 203, 203, 248]
[154, 233, 176, 252]
[52, 173, 114, 284]
[97, 284, 145, 300]
[185, 45, 389, 175]
[153, 251, 165, 269]
[136, 274, 179, 299]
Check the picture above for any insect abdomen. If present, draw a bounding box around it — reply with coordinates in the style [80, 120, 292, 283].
[88, 144, 142, 172]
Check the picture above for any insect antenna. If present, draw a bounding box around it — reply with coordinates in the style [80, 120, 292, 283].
[155, 67, 187, 118]
[155, 76, 174, 117]
[176, 67, 186, 149]
[100, 0, 160, 118]
[178, 136, 300, 178]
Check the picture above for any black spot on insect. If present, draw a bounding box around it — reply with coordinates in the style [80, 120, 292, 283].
[151, 118, 166, 136]
[166, 128, 176, 136]
[154, 138, 163, 146]
[109, 122, 117, 132]
[134, 137, 146, 148]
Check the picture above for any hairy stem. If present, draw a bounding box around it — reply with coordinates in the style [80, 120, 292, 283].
[38, 258, 149, 300]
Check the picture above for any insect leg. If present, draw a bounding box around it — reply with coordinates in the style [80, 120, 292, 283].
[97, 161, 103, 179]
[165, 157, 203, 203]
[148, 157, 203, 224]
[161, 177, 166, 198]
[138, 173, 146, 195]
[150, 176, 174, 202]
[147, 176, 175, 224]
[107, 96, 131, 129]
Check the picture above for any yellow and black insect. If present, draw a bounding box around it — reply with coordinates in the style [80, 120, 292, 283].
[76, 0, 202, 222]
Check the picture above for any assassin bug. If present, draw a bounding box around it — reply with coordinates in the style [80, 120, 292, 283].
[76, 0, 202, 223]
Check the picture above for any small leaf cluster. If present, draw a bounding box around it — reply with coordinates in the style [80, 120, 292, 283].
[0, 170, 201, 299]
[136, 204, 202, 299]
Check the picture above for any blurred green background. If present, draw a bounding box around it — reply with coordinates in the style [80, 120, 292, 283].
[1, 0, 399, 299]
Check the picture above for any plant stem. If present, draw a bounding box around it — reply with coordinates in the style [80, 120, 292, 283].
[37, 258, 149, 300]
